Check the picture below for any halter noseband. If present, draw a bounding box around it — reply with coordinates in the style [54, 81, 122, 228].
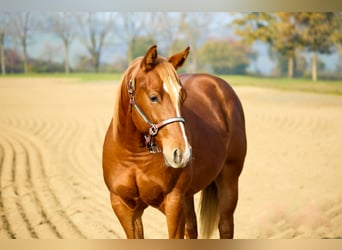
[128, 79, 185, 153]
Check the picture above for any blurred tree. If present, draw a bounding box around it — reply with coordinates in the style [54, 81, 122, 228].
[270, 52, 308, 77]
[233, 13, 275, 44]
[47, 12, 76, 74]
[233, 12, 301, 78]
[0, 31, 5, 75]
[8, 12, 37, 74]
[148, 13, 180, 54]
[168, 39, 189, 73]
[117, 13, 151, 65]
[130, 36, 157, 59]
[0, 13, 9, 75]
[295, 12, 342, 81]
[29, 57, 64, 73]
[273, 12, 301, 78]
[234, 12, 342, 80]
[77, 12, 114, 73]
[4, 49, 22, 73]
[198, 38, 251, 75]
[168, 39, 189, 55]
[74, 54, 94, 72]
[178, 13, 212, 71]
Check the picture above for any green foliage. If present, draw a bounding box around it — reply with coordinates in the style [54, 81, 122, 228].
[233, 13, 300, 58]
[4, 48, 65, 73]
[198, 39, 251, 75]
[233, 13, 276, 44]
[295, 12, 340, 54]
[168, 39, 190, 74]
[168, 39, 189, 55]
[74, 55, 94, 72]
[271, 51, 309, 77]
[130, 36, 157, 59]
[29, 58, 64, 73]
[272, 13, 301, 58]
[233, 12, 342, 80]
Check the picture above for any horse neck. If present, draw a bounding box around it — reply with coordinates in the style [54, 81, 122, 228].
[112, 77, 145, 152]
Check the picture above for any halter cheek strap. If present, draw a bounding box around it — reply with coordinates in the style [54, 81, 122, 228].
[128, 79, 185, 153]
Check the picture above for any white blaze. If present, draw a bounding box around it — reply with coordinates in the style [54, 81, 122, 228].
[163, 77, 191, 167]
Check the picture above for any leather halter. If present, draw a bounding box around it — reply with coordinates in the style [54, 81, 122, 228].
[128, 79, 185, 153]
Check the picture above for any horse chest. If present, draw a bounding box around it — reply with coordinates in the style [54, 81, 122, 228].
[113, 167, 173, 209]
[136, 176, 166, 208]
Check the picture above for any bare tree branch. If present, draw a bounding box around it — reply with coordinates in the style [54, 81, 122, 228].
[46, 12, 76, 74]
[8, 12, 37, 73]
[116, 13, 151, 63]
[77, 12, 115, 73]
[0, 13, 9, 75]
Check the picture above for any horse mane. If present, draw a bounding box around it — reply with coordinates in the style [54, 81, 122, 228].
[111, 57, 142, 141]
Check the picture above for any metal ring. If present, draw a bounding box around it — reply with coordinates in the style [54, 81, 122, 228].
[149, 124, 159, 136]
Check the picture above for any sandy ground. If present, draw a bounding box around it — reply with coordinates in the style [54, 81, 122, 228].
[0, 77, 341, 239]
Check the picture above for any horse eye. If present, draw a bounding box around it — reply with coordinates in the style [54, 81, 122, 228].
[149, 95, 159, 103]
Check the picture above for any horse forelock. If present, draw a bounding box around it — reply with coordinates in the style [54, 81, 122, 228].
[155, 62, 183, 112]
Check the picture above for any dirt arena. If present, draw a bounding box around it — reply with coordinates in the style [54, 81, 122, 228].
[0, 77, 341, 239]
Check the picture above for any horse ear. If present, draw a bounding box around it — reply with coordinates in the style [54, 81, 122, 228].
[141, 45, 158, 72]
[168, 47, 190, 70]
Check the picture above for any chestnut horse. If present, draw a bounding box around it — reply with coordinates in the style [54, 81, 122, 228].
[102, 45, 246, 239]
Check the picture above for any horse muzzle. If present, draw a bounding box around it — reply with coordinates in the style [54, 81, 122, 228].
[164, 145, 192, 169]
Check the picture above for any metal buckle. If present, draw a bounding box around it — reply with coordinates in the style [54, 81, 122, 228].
[149, 124, 159, 136]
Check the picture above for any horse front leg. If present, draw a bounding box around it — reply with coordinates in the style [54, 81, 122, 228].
[164, 192, 186, 239]
[184, 195, 198, 239]
[110, 192, 146, 239]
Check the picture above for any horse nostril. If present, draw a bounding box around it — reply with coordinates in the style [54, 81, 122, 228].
[173, 148, 182, 164]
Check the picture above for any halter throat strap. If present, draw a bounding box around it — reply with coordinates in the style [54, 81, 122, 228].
[128, 79, 185, 153]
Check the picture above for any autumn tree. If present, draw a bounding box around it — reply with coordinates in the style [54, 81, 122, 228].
[198, 38, 251, 75]
[233, 12, 301, 78]
[295, 12, 342, 81]
[234, 12, 342, 80]
[233, 13, 275, 44]
[272, 13, 301, 78]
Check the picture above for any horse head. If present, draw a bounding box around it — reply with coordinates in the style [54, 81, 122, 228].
[128, 45, 192, 168]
